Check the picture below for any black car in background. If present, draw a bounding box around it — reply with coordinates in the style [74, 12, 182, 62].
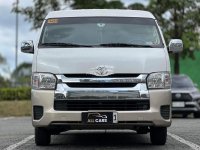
[171, 75, 200, 118]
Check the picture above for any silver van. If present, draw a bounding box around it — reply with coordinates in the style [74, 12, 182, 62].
[21, 9, 183, 146]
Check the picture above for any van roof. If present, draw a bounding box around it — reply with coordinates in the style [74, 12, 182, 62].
[46, 9, 155, 19]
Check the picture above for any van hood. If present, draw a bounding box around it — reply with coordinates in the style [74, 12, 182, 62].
[36, 48, 168, 74]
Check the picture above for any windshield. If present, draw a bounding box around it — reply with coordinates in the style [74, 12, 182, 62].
[39, 17, 163, 48]
[172, 76, 194, 88]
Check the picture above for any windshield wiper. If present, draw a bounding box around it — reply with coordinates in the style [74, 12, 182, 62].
[40, 42, 153, 48]
[99, 43, 153, 48]
[40, 43, 93, 47]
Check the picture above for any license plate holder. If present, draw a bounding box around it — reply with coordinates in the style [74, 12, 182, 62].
[82, 111, 117, 124]
[172, 102, 185, 107]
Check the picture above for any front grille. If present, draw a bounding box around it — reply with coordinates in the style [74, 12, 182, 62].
[172, 93, 192, 101]
[64, 73, 140, 78]
[66, 83, 137, 88]
[160, 105, 170, 119]
[63, 73, 143, 88]
[33, 106, 43, 120]
[54, 100, 150, 111]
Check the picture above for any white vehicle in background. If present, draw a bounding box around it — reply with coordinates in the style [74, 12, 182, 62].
[21, 9, 183, 146]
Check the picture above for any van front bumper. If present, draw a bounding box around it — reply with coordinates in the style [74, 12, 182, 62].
[31, 89, 172, 128]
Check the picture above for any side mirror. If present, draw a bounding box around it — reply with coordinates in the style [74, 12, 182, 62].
[168, 39, 183, 53]
[21, 40, 34, 54]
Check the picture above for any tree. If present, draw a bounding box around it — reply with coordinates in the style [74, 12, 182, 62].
[13, 0, 124, 30]
[0, 53, 10, 87]
[0, 76, 11, 88]
[0, 53, 6, 64]
[72, 0, 124, 9]
[147, 0, 200, 74]
[11, 62, 32, 87]
[128, 3, 146, 10]
[0, 53, 9, 75]
[13, 0, 65, 29]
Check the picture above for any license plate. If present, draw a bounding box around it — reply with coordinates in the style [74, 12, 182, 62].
[82, 112, 118, 124]
[172, 102, 185, 107]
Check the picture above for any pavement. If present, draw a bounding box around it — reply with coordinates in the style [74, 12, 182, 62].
[0, 117, 200, 150]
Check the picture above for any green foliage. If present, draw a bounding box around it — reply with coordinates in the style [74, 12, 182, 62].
[128, 3, 146, 10]
[12, 0, 65, 29]
[0, 53, 6, 64]
[170, 51, 200, 89]
[72, 0, 124, 9]
[0, 76, 11, 88]
[11, 62, 32, 87]
[12, 62, 32, 76]
[147, 0, 200, 74]
[13, 0, 124, 29]
[0, 87, 31, 101]
[105, 1, 124, 9]
[148, 0, 200, 58]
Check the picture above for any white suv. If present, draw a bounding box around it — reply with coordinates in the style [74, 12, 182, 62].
[21, 9, 183, 146]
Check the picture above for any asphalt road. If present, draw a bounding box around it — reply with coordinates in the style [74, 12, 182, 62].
[0, 117, 200, 150]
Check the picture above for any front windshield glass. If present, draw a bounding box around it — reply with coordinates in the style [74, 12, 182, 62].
[172, 77, 194, 88]
[39, 17, 163, 48]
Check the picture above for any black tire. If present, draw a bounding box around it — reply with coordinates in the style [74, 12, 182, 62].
[194, 112, 200, 118]
[35, 127, 51, 146]
[150, 127, 167, 145]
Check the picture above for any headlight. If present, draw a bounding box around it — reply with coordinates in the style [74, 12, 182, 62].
[32, 73, 57, 90]
[147, 72, 171, 89]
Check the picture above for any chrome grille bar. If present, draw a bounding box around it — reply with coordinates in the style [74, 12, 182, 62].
[55, 83, 149, 100]
[54, 74, 149, 101]
[56, 74, 147, 83]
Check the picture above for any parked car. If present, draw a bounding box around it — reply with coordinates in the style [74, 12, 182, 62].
[21, 9, 183, 146]
[171, 74, 200, 118]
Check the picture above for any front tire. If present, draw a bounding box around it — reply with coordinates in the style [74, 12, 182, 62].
[150, 127, 167, 145]
[35, 127, 51, 146]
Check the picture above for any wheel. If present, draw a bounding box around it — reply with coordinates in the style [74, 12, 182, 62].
[35, 127, 51, 146]
[150, 127, 167, 145]
[194, 112, 200, 118]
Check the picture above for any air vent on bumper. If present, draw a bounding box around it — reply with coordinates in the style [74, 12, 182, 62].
[33, 106, 43, 120]
[54, 100, 150, 111]
[160, 105, 171, 120]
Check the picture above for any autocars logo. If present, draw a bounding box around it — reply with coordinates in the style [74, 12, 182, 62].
[88, 65, 114, 77]
[87, 113, 107, 118]
[87, 113, 108, 123]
